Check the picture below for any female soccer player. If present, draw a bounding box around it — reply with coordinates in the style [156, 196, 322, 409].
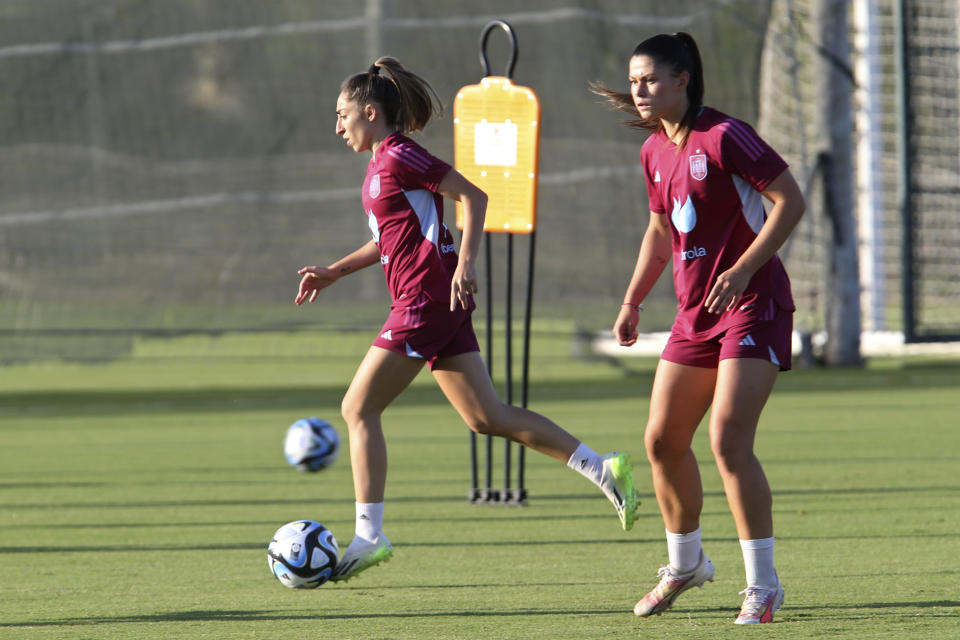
[592, 33, 805, 623]
[296, 57, 640, 582]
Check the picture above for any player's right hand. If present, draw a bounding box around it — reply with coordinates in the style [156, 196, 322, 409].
[613, 306, 640, 347]
[295, 266, 337, 305]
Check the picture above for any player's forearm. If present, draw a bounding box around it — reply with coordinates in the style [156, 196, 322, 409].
[623, 223, 671, 305]
[457, 189, 487, 265]
[437, 168, 487, 265]
[328, 240, 381, 278]
[733, 198, 804, 278]
[734, 170, 806, 277]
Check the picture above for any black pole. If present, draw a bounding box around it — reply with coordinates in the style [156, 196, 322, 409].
[518, 230, 536, 500]
[520, 234, 536, 407]
[469, 425, 478, 501]
[504, 233, 513, 495]
[484, 232, 494, 499]
[894, 0, 915, 342]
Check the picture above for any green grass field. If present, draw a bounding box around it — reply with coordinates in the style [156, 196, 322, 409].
[1, 329, 958, 639]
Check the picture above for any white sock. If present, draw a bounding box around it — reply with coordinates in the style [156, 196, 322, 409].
[566, 442, 604, 487]
[666, 527, 702, 574]
[740, 537, 778, 590]
[355, 502, 384, 543]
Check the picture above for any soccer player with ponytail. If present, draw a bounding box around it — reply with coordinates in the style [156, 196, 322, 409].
[296, 58, 640, 582]
[593, 33, 805, 623]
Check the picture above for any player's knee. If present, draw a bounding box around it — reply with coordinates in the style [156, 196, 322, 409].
[644, 425, 687, 465]
[466, 420, 493, 436]
[340, 394, 368, 430]
[461, 404, 509, 436]
[709, 429, 752, 474]
[463, 413, 496, 436]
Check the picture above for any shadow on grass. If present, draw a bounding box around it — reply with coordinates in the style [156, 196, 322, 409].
[0, 606, 624, 628]
[4, 527, 959, 555]
[4, 485, 956, 511]
[784, 599, 960, 620]
[0, 379, 643, 418]
[788, 600, 960, 611]
[3, 362, 958, 418]
[0, 493, 455, 510]
[0, 510, 635, 530]
[4, 600, 958, 628]
[0, 537, 663, 554]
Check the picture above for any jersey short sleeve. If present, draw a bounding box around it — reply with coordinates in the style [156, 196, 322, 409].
[380, 137, 452, 193]
[713, 118, 788, 193]
[640, 136, 667, 214]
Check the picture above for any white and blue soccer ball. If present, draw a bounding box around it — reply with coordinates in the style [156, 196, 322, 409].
[267, 520, 339, 588]
[283, 418, 340, 472]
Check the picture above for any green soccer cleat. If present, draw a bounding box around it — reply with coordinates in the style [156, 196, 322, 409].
[331, 534, 393, 583]
[599, 452, 641, 531]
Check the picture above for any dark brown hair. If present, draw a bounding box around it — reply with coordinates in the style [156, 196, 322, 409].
[590, 32, 704, 144]
[340, 56, 442, 134]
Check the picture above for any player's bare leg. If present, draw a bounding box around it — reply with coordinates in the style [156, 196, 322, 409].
[708, 357, 778, 540]
[644, 360, 715, 533]
[341, 346, 424, 502]
[635, 360, 716, 617]
[710, 357, 784, 622]
[333, 346, 423, 582]
[432, 351, 640, 529]
[432, 351, 578, 460]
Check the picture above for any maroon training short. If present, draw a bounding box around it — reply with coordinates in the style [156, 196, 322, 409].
[661, 305, 793, 371]
[372, 296, 479, 370]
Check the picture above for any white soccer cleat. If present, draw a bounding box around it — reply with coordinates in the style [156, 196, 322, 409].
[734, 580, 784, 624]
[331, 534, 393, 583]
[599, 452, 641, 530]
[634, 553, 715, 617]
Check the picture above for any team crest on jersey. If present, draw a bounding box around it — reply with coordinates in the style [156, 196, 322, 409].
[369, 174, 381, 198]
[689, 154, 708, 181]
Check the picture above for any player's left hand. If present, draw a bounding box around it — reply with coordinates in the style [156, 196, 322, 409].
[705, 267, 750, 314]
[295, 266, 338, 305]
[450, 260, 478, 311]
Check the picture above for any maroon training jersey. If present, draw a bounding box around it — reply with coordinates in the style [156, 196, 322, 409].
[641, 106, 795, 340]
[361, 132, 463, 308]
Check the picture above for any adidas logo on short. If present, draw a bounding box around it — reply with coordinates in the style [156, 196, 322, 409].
[738, 334, 756, 347]
[380, 329, 393, 341]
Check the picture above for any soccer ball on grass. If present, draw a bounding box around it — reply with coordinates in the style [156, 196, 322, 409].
[267, 520, 339, 588]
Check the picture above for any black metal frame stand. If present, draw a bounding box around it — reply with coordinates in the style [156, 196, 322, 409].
[468, 20, 534, 506]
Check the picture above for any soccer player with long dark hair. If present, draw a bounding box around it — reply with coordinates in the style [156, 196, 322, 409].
[592, 33, 805, 623]
[296, 57, 640, 582]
